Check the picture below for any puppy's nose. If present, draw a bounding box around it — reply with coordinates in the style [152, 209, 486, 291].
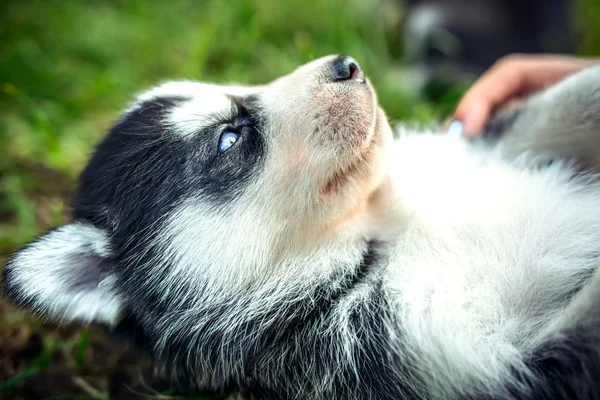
[331, 55, 364, 81]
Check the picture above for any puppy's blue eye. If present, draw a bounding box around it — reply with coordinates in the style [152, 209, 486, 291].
[219, 131, 239, 153]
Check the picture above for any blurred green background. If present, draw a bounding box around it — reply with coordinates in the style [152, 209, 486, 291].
[1, 0, 600, 398]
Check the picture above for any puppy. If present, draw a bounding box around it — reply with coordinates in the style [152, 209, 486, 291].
[3, 55, 600, 399]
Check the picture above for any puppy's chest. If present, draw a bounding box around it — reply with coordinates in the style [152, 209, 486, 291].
[385, 135, 600, 344]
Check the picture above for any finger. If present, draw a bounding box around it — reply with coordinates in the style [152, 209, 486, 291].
[454, 57, 533, 135]
[454, 55, 590, 136]
[460, 101, 491, 138]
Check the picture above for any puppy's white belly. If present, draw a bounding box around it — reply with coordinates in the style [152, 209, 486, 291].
[385, 134, 600, 394]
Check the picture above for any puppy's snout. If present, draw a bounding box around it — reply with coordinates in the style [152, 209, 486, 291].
[331, 56, 364, 82]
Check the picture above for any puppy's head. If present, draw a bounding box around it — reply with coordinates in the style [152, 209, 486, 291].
[2, 55, 392, 340]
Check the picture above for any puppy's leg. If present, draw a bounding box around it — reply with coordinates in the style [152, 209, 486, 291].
[479, 67, 600, 398]
[519, 269, 600, 399]
[482, 65, 600, 167]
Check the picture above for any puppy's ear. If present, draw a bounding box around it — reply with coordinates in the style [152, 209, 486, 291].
[1, 222, 121, 325]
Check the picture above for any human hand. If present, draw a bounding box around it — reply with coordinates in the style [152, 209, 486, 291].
[448, 54, 598, 138]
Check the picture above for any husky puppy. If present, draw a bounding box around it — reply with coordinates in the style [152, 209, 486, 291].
[4, 55, 600, 399]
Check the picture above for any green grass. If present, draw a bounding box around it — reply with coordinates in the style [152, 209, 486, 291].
[1, 0, 600, 398]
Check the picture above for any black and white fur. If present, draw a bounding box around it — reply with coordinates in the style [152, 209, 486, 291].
[3, 55, 600, 399]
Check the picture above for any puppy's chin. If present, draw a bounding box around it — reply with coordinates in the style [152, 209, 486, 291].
[320, 107, 393, 231]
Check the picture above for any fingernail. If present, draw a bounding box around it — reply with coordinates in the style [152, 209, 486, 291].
[462, 102, 487, 137]
[446, 119, 464, 137]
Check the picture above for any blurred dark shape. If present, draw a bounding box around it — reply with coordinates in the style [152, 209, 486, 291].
[402, 0, 577, 91]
